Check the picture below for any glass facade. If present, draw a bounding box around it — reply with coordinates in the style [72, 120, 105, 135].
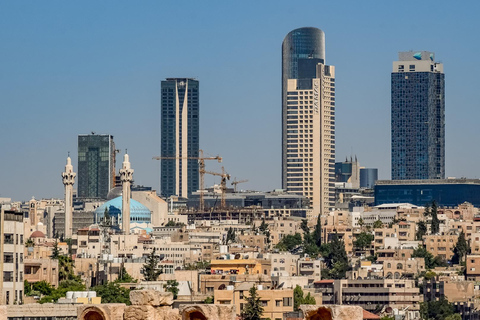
[160, 78, 199, 198]
[375, 182, 480, 207]
[360, 168, 378, 189]
[391, 61, 445, 180]
[77, 134, 115, 199]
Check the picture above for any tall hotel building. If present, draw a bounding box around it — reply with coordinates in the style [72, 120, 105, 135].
[161, 78, 199, 198]
[282, 27, 336, 215]
[77, 134, 116, 199]
[391, 51, 445, 180]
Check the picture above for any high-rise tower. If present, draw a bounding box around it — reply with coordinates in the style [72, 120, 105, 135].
[62, 156, 76, 238]
[282, 27, 336, 215]
[77, 134, 116, 199]
[160, 78, 199, 198]
[391, 51, 445, 180]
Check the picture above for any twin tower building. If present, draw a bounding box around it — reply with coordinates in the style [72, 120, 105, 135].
[161, 27, 446, 216]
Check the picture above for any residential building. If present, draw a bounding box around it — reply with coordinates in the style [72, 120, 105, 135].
[77, 133, 116, 200]
[314, 278, 422, 313]
[424, 232, 459, 261]
[214, 284, 293, 320]
[391, 51, 445, 180]
[160, 78, 199, 198]
[282, 27, 335, 216]
[0, 208, 24, 305]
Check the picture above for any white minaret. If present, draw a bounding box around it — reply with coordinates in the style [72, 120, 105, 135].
[62, 156, 76, 238]
[120, 152, 134, 234]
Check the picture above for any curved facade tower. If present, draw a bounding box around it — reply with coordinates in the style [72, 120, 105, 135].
[282, 27, 335, 215]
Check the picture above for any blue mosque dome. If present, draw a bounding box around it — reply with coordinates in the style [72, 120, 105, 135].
[94, 196, 151, 224]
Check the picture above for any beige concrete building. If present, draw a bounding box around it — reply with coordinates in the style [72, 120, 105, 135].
[24, 258, 59, 287]
[466, 254, 480, 280]
[0, 208, 24, 305]
[424, 232, 458, 261]
[382, 258, 425, 279]
[214, 284, 293, 320]
[283, 65, 336, 216]
[270, 252, 299, 276]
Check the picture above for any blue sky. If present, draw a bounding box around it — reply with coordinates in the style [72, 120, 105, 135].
[1, 1, 479, 201]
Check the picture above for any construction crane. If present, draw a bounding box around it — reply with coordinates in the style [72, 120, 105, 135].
[231, 178, 248, 193]
[152, 149, 222, 211]
[204, 167, 231, 209]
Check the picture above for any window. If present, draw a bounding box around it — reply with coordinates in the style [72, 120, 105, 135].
[276, 300, 281, 307]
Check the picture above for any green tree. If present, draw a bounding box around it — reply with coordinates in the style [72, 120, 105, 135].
[300, 219, 309, 234]
[416, 220, 428, 241]
[444, 315, 462, 320]
[93, 282, 131, 305]
[322, 233, 350, 279]
[430, 201, 440, 235]
[203, 296, 214, 304]
[142, 248, 163, 281]
[51, 240, 61, 259]
[420, 297, 455, 320]
[25, 238, 34, 248]
[313, 215, 322, 247]
[116, 266, 137, 283]
[39, 279, 86, 303]
[293, 285, 316, 311]
[373, 220, 383, 229]
[163, 280, 179, 299]
[275, 233, 302, 251]
[225, 227, 236, 244]
[32, 280, 54, 296]
[241, 285, 264, 320]
[354, 232, 374, 251]
[413, 246, 448, 269]
[58, 255, 80, 282]
[259, 219, 268, 233]
[452, 231, 469, 264]
[380, 316, 395, 320]
[358, 217, 364, 227]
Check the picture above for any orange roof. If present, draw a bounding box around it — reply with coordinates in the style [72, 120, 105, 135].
[363, 310, 380, 320]
[30, 231, 45, 238]
[314, 280, 334, 284]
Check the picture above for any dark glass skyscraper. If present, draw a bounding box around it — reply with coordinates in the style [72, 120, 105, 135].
[161, 78, 199, 198]
[391, 51, 445, 180]
[77, 134, 116, 199]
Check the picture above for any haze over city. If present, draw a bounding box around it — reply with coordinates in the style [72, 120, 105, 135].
[1, 1, 479, 201]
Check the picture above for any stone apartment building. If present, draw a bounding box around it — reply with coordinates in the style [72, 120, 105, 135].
[424, 231, 459, 261]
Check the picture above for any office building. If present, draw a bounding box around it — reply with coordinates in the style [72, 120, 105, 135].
[161, 78, 199, 198]
[282, 27, 335, 215]
[77, 134, 116, 200]
[375, 179, 480, 207]
[0, 206, 24, 305]
[360, 168, 378, 189]
[391, 51, 445, 180]
[335, 157, 360, 188]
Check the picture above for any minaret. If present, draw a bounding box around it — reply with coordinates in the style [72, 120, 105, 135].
[120, 153, 134, 234]
[62, 156, 76, 238]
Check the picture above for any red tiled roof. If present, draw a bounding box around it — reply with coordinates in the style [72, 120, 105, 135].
[363, 310, 381, 320]
[313, 280, 334, 284]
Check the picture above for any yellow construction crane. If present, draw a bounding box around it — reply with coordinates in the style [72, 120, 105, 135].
[204, 166, 231, 209]
[231, 178, 248, 193]
[152, 149, 222, 211]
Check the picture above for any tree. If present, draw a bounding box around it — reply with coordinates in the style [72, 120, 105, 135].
[93, 282, 131, 305]
[241, 285, 264, 320]
[203, 296, 214, 304]
[322, 233, 350, 279]
[420, 297, 456, 320]
[225, 227, 236, 245]
[275, 233, 302, 251]
[51, 240, 61, 259]
[452, 231, 470, 264]
[116, 266, 137, 283]
[58, 255, 79, 282]
[413, 246, 448, 269]
[39, 279, 86, 303]
[430, 201, 440, 235]
[313, 215, 322, 247]
[300, 219, 309, 234]
[416, 220, 428, 241]
[293, 285, 316, 311]
[354, 232, 374, 251]
[142, 248, 163, 281]
[163, 280, 179, 299]
[373, 220, 383, 229]
[358, 217, 364, 228]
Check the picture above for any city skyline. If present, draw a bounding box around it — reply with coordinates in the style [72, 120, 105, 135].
[1, 1, 479, 201]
